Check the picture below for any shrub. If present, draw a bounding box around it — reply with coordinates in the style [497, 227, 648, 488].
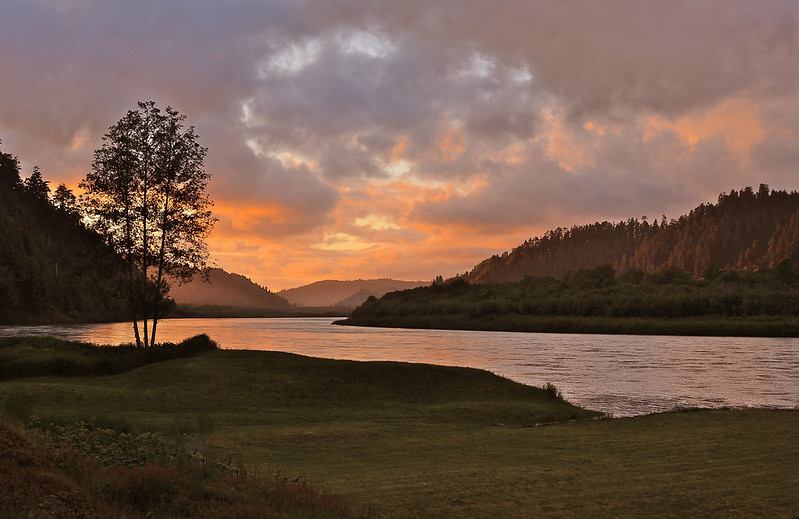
[542, 383, 563, 400]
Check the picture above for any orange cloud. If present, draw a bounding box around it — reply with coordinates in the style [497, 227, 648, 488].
[540, 109, 597, 171]
[436, 126, 466, 161]
[647, 97, 766, 165]
[205, 172, 524, 290]
[213, 200, 310, 230]
[391, 135, 408, 162]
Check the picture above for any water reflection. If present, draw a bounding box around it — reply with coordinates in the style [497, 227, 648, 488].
[1, 317, 797, 417]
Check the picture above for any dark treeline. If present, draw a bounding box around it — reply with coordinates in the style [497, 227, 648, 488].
[343, 263, 799, 336]
[468, 184, 799, 283]
[0, 142, 128, 324]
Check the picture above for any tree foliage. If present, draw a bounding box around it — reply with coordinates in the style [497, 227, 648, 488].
[0, 140, 21, 189]
[80, 101, 216, 347]
[22, 165, 50, 201]
[52, 183, 79, 218]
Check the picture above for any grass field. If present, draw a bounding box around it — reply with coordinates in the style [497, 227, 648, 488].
[1, 337, 797, 518]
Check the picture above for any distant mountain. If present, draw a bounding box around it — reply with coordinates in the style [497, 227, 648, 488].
[168, 268, 291, 309]
[334, 288, 381, 308]
[466, 184, 799, 283]
[279, 279, 427, 307]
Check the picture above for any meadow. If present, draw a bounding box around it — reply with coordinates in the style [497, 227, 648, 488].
[1, 336, 797, 518]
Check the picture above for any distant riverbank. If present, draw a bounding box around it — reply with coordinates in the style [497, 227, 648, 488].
[341, 267, 799, 337]
[337, 314, 799, 337]
[170, 303, 350, 319]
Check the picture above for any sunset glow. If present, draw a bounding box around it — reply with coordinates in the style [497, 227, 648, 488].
[2, 2, 799, 290]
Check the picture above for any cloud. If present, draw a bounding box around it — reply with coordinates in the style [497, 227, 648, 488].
[2, 1, 799, 289]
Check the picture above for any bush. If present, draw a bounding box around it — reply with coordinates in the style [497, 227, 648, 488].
[542, 383, 563, 400]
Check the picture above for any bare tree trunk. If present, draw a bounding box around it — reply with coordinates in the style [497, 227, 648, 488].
[149, 265, 162, 347]
[149, 305, 159, 346]
[141, 121, 151, 348]
[125, 196, 142, 348]
[150, 169, 173, 347]
[128, 265, 142, 348]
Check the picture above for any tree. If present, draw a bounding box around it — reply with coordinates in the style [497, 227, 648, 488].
[52, 183, 79, 217]
[23, 165, 51, 201]
[0, 138, 22, 189]
[80, 101, 216, 347]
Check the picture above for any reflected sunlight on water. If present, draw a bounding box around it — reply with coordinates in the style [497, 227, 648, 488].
[2, 317, 798, 417]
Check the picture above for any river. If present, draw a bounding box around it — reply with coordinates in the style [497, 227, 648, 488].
[1, 317, 797, 417]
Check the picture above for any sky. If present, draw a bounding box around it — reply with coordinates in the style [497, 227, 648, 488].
[2, 1, 799, 290]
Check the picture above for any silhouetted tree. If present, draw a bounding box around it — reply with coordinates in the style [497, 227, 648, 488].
[23, 165, 51, 201]
[80, 101, 216, 347]
[52, 183, 78, 217]
[0, 139, 21, 189]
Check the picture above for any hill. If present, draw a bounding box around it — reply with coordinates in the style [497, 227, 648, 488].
[167, 268, 290, 310]
[342, 185, 799, 336]
[0, 143, 128, 324]
[467, 184, 799, 283]
[279, 278, 427, 307]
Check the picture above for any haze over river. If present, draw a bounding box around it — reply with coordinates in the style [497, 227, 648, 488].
[2, 317, 797, 417]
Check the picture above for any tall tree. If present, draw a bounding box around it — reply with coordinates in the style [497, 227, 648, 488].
[0, 138, 22, 189]
[52, 183, 78, 217]
[80, 101, 216, 347]
[23, 165, 50, 200]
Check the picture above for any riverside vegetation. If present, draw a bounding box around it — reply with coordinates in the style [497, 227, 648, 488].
[1, 336, 797, 518]
[341, 262, 799, 336]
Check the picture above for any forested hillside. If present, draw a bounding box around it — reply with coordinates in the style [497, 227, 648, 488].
[0, 142, 127, 324]
[467, 185, 799, 283]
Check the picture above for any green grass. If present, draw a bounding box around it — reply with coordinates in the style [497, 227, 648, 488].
[231, 410, 797, 518]
[1, 340, 797, 518]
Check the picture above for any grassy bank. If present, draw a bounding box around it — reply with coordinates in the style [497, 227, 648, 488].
[0, 334, 218, 380]
[1, 339, 796, 517]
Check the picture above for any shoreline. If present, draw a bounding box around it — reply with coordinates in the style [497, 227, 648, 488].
[336, 314, 799, 338]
